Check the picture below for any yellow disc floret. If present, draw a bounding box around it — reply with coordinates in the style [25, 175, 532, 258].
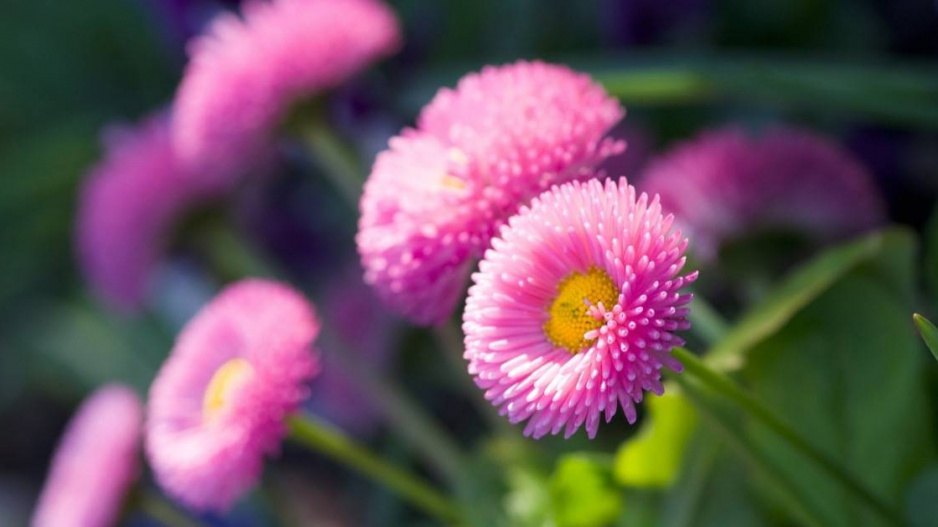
[544, 267, 619, 354]
[203, 358, 255, 420]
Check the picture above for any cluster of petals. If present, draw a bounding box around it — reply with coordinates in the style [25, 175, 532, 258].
[463, 178, 697, 439]
[358, 61, 626, 325]
[172, 0, 401, 189]
[639, 126, 886, 260]
[146, 279, 320, 511]
[75, 115, 209, 313]
[32, 385, 143, 527]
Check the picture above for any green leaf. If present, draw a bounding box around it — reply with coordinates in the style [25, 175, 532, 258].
[913, 314, 938, 363]
[550, 455, 623, 527]
[739, 229, 934, 527]
[614, 391, 699, 488]
[587, 54, 938, 130]
[706, 228, 912, 371]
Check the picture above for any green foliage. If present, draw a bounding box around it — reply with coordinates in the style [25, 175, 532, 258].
[913, 314, 938, 363]
[740, 228, 935, 527]
[614, 391, 699, 488]
[549, 454, 622, 527]
[707, 228, 911, 371]
[906, 464, 938, 527]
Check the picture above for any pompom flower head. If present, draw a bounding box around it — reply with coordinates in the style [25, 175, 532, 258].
[463, 178, 697, 439]
[359, 61, 626, 325]
[173, 0, 401, 188]
[32, 385, 143, 527]
[146, 279, 319, 511]
[639, 126, 886, 260]
[76, 115, 207, 312]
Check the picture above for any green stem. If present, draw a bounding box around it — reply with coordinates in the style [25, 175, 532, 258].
[322, 328, 467, 484]
[298, 115, 364, 207]
[288, 414, 461, 525]
[136, 490, 204, 527]
[671, 347, 905, 526]
[674, 376, 833, 527]
[196, 218, 281, 280]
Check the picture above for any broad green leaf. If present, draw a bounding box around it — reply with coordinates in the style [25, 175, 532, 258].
[913, 314, 938, 363]
[550, 455, 622, 527]
[740, 229, 934, 527]
[706, 228, 912, 371]
[614, 391, 699, 488]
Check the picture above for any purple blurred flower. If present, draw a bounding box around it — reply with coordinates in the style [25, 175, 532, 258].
[172, 0, 402, 190]
[32, 385, 143, 527]
[75, 114, 210, 313]
[640, 126, 886, 260]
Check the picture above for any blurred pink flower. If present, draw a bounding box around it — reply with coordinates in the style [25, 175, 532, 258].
[32, 385, 143, 527]
[358, 61, 625, 326]
[146, 279, 319, 511]
[463, 178, 696, 439]
[639, 127, 886, 260]
[173, 0, 401, 189]
[75, 115, 208, 313]
[307, 269, 397, 435]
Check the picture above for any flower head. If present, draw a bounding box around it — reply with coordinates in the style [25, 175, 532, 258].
[359, 61, 625, 325]
[75, 115, 207, 313]
[146, 279, 320, 511]
[463, 178, 696, 439]
[639, 127, 885, 260]
[32, 385, 143, 527]
[173, 0, 401, 189]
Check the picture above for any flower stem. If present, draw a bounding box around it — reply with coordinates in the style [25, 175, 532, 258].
[673, 376, 832, 527]
[321, 327, 467, 484]
[136, 490, 204, 527]
[670, 347, 905, 526]
[287, 414, 461, 525]
[298, 114, 364, 208]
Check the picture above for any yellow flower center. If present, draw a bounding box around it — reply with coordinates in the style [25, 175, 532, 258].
[202, 358, 254, 420]
[544, 267, 619, 354]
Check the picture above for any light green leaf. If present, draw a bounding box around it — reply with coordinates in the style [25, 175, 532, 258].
[913, 314, 938, 363]
[614, 391, 699, 488]
[740, 229, 934, 527]
[550, 455, 622, 527]
[706, 228, 912, 371]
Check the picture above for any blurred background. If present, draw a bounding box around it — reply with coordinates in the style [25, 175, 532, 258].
[1, 0, 937, 526]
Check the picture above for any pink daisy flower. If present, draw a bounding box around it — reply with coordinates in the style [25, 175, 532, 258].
[172, 0, 401, 189]
[358, 61, 626, 325]
[463, 178, 697, 439]
[32, 385, 143, 527]
[76, 115, 208, 313]
[639, 126, 886, 260]
[146, 279, 320, 511]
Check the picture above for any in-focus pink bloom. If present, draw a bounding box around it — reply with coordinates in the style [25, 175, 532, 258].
[358, 61, 626, 325]
[32, 385, 143, 527]
[307, 269, 397, 435]
[639, 126, 886, 260]
[146, 279, 319, 511]
[76, 115, 208, 313]
[173, 0, 401, 189]
[463, 178, 697, 439]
